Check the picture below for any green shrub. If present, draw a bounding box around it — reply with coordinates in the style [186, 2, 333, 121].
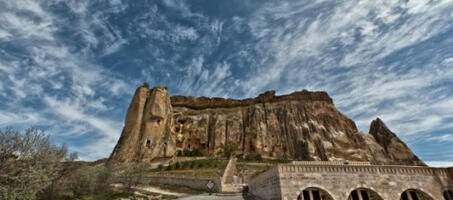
[174, 162, 181, 169]
[198, 162, 204, 168]
[189, 161, 196, 169]
[69, 167, 97, 198]
[180, 161, 189, 169]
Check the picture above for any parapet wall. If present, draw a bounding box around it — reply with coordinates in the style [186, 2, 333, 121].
[277, 164, 450, 176]
[142, 175, 221, 192]
[291, 160, 371, 166]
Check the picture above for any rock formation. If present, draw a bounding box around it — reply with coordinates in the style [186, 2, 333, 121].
[109, 84, 424, 166]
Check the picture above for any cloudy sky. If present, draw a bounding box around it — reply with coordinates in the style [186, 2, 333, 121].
[0, 0, 452, 165]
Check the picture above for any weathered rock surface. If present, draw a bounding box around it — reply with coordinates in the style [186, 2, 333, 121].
[109, 84, 424, 166]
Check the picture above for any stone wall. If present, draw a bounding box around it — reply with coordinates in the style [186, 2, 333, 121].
[249, 167, 282, 200]
[142, 175, 221, 192]
[291, 161, 371, 166]
[249, 164, 453, 200]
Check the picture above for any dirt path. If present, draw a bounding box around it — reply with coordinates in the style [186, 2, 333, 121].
[112, 184, 186, 197]
[134, 185, 186, 197]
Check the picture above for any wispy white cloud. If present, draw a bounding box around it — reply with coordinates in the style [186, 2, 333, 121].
[0, 0, 133, 160]
[237, 0, 453, 141]
[43, 96, 119, 136]
[427, 134, 453, 143]
[0, 0, 451, 162]
[43, 96, 122, 159]
[425, 161, 453, 167]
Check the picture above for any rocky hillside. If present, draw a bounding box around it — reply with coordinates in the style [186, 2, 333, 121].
[109, 84, 424, 166]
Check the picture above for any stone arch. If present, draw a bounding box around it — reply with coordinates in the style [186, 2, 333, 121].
[400, 189, 434, 200]
[347, 188, 384, 200]
[297, 187, 335, 200]
[444, 189, 453, 200]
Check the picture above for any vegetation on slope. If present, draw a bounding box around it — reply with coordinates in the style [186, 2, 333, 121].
[150, 159, 228, 178]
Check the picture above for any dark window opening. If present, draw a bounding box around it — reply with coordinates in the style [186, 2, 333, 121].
[360, 190, 369, 200]
[444, 190, 453, 200]
[302, 191, 310, 200]
[157, 119, 161, 124]
[410, 191, 419, 200]
[146, 139, 151, 148]
[351, 191, 360, 200]
[187, 144, 191, 150]
[178, 119, 186, 124]
[312, 190, 320, 200]
[401, 192, 409, 200]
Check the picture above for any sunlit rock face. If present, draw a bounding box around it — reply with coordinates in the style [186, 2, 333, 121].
[109, 84, 424, 166]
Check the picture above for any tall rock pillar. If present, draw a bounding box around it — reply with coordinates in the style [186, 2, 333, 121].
[138, 87, 175, 161]
[109, 85, 175, 162]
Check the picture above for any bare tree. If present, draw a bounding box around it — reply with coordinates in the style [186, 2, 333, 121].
[120, 162, 150, 193]
[0, 128, 67, 200]
[68, 152, 79, 161]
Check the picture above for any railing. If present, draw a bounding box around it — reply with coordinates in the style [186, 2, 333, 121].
[277, 164, 451, 176]
[291, 161, 371, 166]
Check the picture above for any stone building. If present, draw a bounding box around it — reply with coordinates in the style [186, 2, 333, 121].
[249, 161, 453, 200]
[109, 85, 452, 200]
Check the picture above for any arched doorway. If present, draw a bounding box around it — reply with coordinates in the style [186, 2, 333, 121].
[400, 189, 434, 200]
[444, 190, 453, 200]
[347, 188, 383, 200]
[297, 187, 334, 200]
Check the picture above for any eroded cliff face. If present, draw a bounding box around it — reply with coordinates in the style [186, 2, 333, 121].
[109, 84, 424, 166]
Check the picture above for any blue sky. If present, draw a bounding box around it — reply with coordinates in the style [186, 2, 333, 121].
[0, 0, 452, 166]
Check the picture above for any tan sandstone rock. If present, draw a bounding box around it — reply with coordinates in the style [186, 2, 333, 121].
[109, 84, 424, 166]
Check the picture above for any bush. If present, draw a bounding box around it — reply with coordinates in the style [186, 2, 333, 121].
[120, 163, 150, 193]
[0, 128, 68, 200]
[174, 162, 181, 169]
[197, 162, 204, 168]
[69, 167, 97, 198]
[180, 147, 206, 157]
[157, 164, 164, 171]
[63, 164, 114, 199]
[242, 154, 263, 162]
[180, 161, 189, 169]
[216, 141, 239, 158]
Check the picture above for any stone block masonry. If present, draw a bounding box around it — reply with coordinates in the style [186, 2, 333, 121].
[249, 162, 453, 200]
[143, 175, 221, 193]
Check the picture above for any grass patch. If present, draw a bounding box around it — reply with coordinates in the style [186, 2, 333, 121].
[151, 159, 227, 178]
[55, 191, 178, 200]
[237, 156, 292, 164]
[236, 163, 271, 171]
[149, 167, 223, 178]
[54, 191, 130, 200]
